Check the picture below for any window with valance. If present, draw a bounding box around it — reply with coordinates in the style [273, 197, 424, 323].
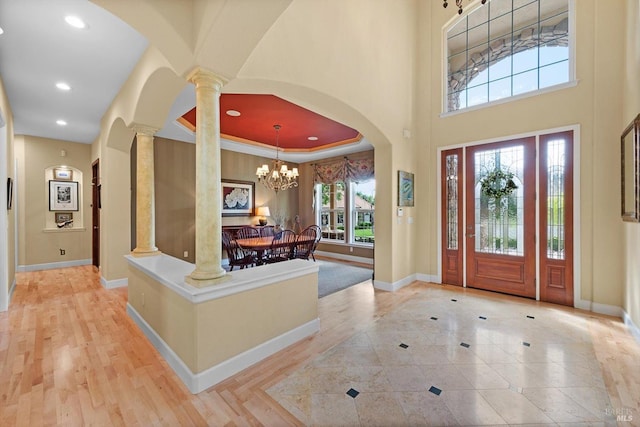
[313, 156, 375, 246]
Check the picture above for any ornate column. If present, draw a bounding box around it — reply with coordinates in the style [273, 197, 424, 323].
[132, 125, 160, 257]
[186, 68, 227, 285]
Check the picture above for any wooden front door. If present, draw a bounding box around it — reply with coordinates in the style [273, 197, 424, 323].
[465, 138, 537, 298]
[441, 132, 575, 305]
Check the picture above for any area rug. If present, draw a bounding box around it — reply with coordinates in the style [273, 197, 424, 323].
[317, 259, 373, 298]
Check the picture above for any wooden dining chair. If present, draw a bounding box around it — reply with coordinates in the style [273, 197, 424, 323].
[264, 229, 296, 264]
[293, 225, 321, 261]
[235, 226, 260, 263]
[222, 231, 255, 270]
[236, 226, 260, 239]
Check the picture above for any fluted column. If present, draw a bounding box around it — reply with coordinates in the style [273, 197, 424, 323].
[186, 68, 227, 285]
[132, 125, 160, 257]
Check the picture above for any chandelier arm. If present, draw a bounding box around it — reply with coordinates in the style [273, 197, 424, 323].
[256, 124, 299, 193]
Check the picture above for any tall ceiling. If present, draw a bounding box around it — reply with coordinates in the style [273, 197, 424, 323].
[0, 0, 371, 162]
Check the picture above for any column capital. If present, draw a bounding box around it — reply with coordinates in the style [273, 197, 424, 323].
[186, 67, 227, 91]
[131, 124, 159, 137]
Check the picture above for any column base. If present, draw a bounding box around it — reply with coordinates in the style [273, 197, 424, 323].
[131, 248, 162, 257]
[185, 270, 229, 288]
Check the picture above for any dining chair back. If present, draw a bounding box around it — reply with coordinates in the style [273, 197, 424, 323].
[265, 229, 296, 263]
[222, 231, 255, 270]
[294, 225, 321, 261]
[236, 226, 260, 239]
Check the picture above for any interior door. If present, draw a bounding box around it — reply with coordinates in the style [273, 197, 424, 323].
[465, 138, 536, 298]
[92, 160, 100, 268]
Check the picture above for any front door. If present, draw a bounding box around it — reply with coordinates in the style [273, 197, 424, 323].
[465, 138, 536, 298]
[441, 132, 574, 305]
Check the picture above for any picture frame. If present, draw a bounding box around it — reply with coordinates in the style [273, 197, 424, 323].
[621, 114, 640, 222]
[53, 167, 73, 181]
[7, 177, 13, 210]
[55, 212, 73, 225]
[49, 180, 79, 211]
[221, 179, 255, 217]
[398, 170, 415, 207]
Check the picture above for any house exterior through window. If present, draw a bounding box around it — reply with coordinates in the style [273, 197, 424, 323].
[445, 0, 572, 112]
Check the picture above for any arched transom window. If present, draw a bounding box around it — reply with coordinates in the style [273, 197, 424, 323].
[445, 0, 572, 112]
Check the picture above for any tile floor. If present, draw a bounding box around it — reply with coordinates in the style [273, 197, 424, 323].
[267, 285, 627, 426]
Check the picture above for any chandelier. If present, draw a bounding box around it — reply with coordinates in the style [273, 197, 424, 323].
[256, 124, 299, 193]
[443, 0, 486, 15]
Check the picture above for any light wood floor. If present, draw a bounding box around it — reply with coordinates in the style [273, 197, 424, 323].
[0, 265, 638, 426]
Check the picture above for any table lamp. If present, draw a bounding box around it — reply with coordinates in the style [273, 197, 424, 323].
[256, 206, 270, 226]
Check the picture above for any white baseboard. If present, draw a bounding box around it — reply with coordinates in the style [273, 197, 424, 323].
[374, 274, 418, 292]
[18, 258, 91, 272]
[127, 303, 320, 394]
[623, 311, 640, 345]
[314, 250, 374, 265]
[576, 299, 623, 317]
[101, 276, 128, 289]
[416, 273, 438, 283]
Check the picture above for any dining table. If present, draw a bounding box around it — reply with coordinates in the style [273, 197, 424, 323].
[235, 234, 314, 265]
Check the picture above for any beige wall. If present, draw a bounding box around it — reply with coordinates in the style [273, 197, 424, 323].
[75, 0, 638, 324]
[15, 136, 92, 267]
[128, 264, 318, 372]
[418, 1, 626, 309]
[0, 75, 16, 311]
[623, 0, 640, 329]
[95, 0, 415, 285]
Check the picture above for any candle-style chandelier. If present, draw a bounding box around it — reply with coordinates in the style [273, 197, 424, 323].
[443, 0, 486, 15]
[256, 124, 299, 193]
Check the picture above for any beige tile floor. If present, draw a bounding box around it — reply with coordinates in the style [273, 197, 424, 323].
[267, 284, 635, 426]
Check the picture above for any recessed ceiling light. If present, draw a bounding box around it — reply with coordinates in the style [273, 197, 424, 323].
[56, 82, 71, 91]
[307, 136, 319, 141]
[65, 15, 86, 29]
[56, 120, 67, 126]
[226, 110, 241, 117]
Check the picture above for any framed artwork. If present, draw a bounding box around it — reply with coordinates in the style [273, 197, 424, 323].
[49, 180, 79, 211]
[55, 212, 73, 223]
[53, 168, 73, 181]
[621, 113, 640, 222]
[55, 212, 73, 228]
[221, 179, 255, 217]
[398, 170, 414, 207]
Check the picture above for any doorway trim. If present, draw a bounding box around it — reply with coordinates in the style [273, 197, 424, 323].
[436, 124, 581, 306]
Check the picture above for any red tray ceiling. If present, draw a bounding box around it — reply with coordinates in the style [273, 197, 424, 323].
[178, 94, 361, 151]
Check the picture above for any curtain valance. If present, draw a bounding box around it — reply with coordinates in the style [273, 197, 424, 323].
[313, 157, 374, 184]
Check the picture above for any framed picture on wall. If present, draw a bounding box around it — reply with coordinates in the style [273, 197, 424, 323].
[53, 168, 73, 181]
[221, 179, 254, 217]
[49, 180, 79, 211]
[54, 212, 73, 228]
[398, 170, 414, 207]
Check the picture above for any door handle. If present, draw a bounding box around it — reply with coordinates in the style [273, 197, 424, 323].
[94, 226, 99, 230]
[467, 233, 475, 238]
